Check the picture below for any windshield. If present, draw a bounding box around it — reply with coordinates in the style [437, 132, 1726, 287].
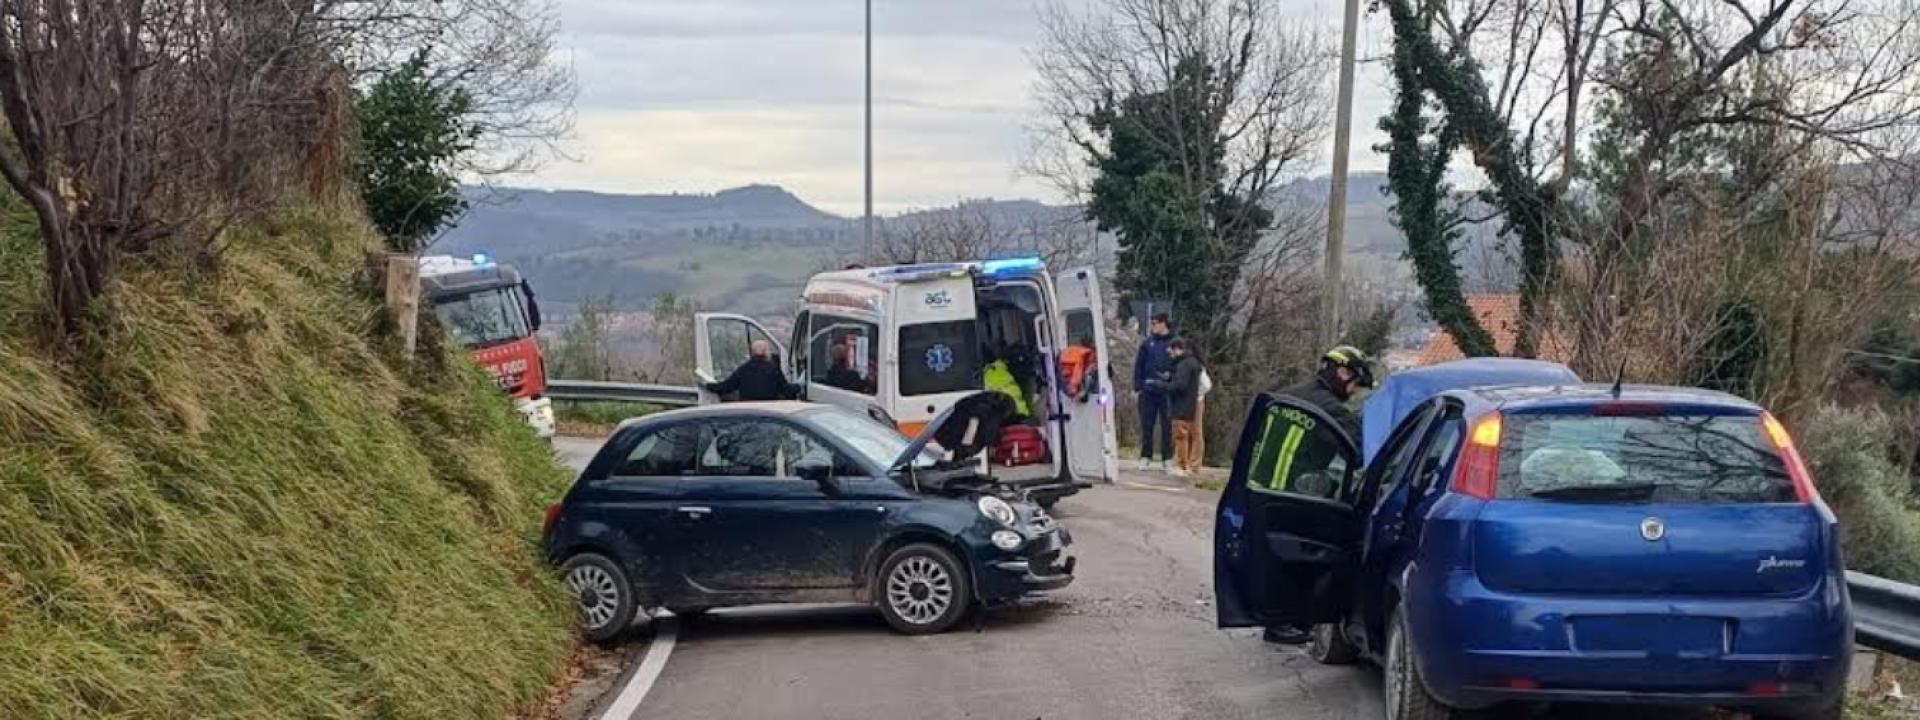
[805, 406, 938, 470]
[1498, 414, 1795, 504]
[432, 287, 531, 348]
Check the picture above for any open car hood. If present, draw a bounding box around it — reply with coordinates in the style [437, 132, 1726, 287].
[890, 392, 1016, 472]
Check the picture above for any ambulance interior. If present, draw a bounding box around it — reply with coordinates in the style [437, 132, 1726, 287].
[975, 280, 1058, 462]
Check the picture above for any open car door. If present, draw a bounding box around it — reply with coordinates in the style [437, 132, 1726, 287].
[1052, 267, 1119, 484]
[693, 313, 788, 405]
[1214, 393, 1362, 628]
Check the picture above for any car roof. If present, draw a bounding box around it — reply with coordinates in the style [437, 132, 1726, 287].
[613, 401, 828, 430]
[1464, 383, 1762, 413]
[1360, 358, 1581, 462]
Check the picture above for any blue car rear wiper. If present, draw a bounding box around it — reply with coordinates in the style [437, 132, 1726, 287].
[1526, 482, 1661, 502]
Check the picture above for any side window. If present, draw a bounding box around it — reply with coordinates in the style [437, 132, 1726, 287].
[898, 320, 982, 396]
[1364, 403, 1437, 500]
[697, 420, 850, 478]
[1409, 408, 1465, 499]
[707, 318, 754, 380]
[1064, 310, 1096, 347]
[809, 313, 879, 396]
[707, 318, 782, 381]
[1061, 309, 1100, 397]
[617, 422, 705, 477]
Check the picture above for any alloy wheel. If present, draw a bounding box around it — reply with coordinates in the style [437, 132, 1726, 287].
[885, 555, 954, 625]
[566, 563, 622, 630]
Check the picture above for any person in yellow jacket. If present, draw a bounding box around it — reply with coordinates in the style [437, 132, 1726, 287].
[983, 356, 1031, 419]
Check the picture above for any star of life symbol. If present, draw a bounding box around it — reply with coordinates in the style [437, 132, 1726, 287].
[925, 343, 955, 373]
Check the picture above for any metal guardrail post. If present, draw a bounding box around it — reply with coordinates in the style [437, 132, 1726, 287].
[1848, 570, 1920, 660]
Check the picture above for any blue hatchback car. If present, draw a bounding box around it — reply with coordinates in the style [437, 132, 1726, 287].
[1215, 360, 1851, 720]
[544, 392, 1074, 640]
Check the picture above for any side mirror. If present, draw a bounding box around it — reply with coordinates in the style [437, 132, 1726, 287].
[795, 458, 836, 492]
[521, 280, 542, 332]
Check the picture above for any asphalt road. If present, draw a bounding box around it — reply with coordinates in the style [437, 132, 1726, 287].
[550, 436, 1721, 720]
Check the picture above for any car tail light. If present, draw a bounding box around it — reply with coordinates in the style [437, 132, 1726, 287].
[1452, 412, 1502, 500]
[542, 503, 562, 536]
[1503, 677, 1541, 690]
[1748, 680, 1784, 696]
[1761, 413, 1818, 503]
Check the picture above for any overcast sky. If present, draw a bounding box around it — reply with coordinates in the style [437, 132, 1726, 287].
[521, 0, 1395, 216]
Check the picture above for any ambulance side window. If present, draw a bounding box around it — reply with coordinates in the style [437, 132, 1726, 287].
[810, 313, 879, 396]
[899, 321, 981, 396]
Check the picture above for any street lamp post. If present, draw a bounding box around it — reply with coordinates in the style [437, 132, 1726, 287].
[863, 0, 874, 256]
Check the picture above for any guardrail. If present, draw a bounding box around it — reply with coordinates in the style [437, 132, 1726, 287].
[1849, 571, 1920, 660]
[545, 379, 700, 407]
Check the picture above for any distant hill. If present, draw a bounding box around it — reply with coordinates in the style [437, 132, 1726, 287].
[432, 174, 1514, 320]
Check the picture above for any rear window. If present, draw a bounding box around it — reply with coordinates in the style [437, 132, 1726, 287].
[1498, 414, 1795, 504]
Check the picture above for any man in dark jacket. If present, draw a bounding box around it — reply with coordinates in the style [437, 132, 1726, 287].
[704, 341, 799, 401]
[1133, 314, 1177, 471]
[1259, 344, 1375, 645]
[1146, 340, 1205, 478]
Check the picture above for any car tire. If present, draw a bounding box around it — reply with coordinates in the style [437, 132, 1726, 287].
[1385, 608, 1452, 720]
[875, 543, 972, 635]
[562, 553, 638, 644]
[1309, 622, 1361, 665]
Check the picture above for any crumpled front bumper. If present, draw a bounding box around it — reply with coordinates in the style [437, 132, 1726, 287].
[977, 526, 1075, 601]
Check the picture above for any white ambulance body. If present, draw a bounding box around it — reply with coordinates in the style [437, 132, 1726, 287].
[693, 258, 1118, 504]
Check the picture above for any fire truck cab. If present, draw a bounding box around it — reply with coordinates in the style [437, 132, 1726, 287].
[419, 255, 555, 438]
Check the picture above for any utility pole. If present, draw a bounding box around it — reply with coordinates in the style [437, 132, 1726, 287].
[1322, 0, 1361, 346]
[863, 0, 874, 257]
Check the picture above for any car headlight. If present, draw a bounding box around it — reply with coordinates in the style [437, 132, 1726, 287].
[991, 529, 1024, 551]
[977, 496, 1017, 527]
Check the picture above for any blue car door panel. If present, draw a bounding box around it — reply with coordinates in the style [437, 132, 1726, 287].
[1215, 393, 1363, 629]
[676, 419, 887, 594]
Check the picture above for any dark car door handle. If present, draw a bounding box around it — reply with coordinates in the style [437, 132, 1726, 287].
[675, 506, 713, 518]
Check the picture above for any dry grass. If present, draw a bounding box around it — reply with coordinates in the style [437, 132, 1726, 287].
[0, 205, 575, 718]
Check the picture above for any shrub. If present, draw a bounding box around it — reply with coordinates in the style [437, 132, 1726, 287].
[1798, 405, 1920, 584]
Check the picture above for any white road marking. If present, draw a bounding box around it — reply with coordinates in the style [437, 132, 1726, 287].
[599, 617, 679, 720]
[1119, 481, 1189, 494]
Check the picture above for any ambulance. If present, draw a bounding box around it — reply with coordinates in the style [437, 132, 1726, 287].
[693, 258, 1119, 506]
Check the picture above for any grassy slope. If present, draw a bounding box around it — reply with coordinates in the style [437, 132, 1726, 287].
[0, 207, 575, 718]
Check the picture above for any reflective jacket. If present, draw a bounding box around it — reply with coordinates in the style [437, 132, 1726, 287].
[984, 359, 1030, 417]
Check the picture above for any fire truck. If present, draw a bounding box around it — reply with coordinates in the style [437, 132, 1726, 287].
[419, 255, 555, 438]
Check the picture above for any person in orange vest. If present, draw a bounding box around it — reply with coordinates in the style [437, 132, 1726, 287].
[1059, 337, 1097, 399]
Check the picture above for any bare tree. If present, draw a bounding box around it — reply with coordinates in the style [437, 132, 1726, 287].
[1030, 0, 1330, 213]
[1030, 0, 1332, 374]
[856, 202, 1101, 269]
[0, 0, 343, 338]
[334, 0, 576, 177]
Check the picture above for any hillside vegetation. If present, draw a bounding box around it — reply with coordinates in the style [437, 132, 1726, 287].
[0, 206, 576, 718]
